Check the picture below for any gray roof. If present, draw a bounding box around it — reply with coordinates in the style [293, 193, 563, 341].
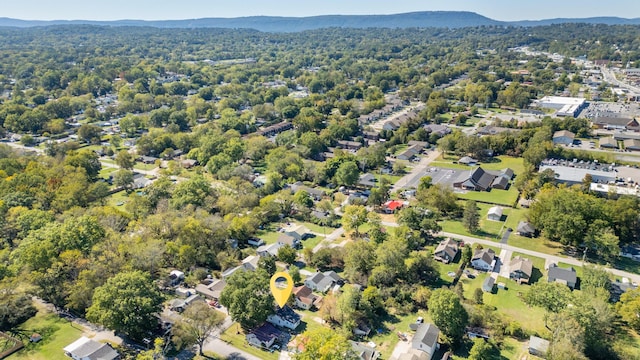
[483, 276, 495, 290]
[434, 238, 459, 259]
[517, 221, 535, 235]
[411, 323, 439, 350]
[491, 175, 509, 188]
[529, 336, 550, 353]
[458, 156, 478, 164]
[455, 167, 494, 190]
[473, 248, 496, 265]
[599, 137, 618, 148]
[553, 130, 575, 139]
[64, 337, 118, 360]
[548, 264, 577, 284]
[277, 233, 298, 246]
[538, 165, 616, 185]
[510, 256, 533, 278]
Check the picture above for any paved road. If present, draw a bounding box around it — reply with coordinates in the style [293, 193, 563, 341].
[392, 149, 442, 191]
[440, 231, 640, 284]
[378, 220, 640, 283]
[602, 67, 640, 95]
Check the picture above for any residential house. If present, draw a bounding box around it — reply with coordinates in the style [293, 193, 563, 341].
[247, 238, 265, 247]
[548, 263, 577, 289]
[509, 256, 533, 284]
[305, 271, 343, 293]
[552, 130, 575, 145]
[351, 341, 381, 360]
[358, 173, 377, 188]
[397, 146, 420, 161]
[423, 123, 451, 137]
[276, 233, 301, 249]
[487, 206, 503, 221]
[140, 155, 158, 164]
[620, 245, 640, 261]
[471, 248, 496, 271]
[528, 336, 550, 357]
[257, 122, 293, 137]
[289, 182, 326, 201]
[221, 255, 260, 279]
[599, 137, 619, 149]
[292, 285, 322, 310]
[409, 323, 440, 360]
[168, 294, 202, 312]
[610, 279, 639, 302]
[383, 200, 405, 213]
[362, 131, 380, 141]
[516, 221, 536, 237]
[337, 140, 363, 152]
[397, 349, 430, 360]
[168, 270, 185, 286]
[257, 242, 284, 257]
[434, 239, 459, 264]
[180, 159, 198, 168]
[267, 306, 301, 330]
[246, 323, 281, 349]
[63, 336, 119, 360]
[283, 224, 312, 242]
[482, 276, 496, 292]
[132, 173, 152, 189]
[195, 278, 226, 300]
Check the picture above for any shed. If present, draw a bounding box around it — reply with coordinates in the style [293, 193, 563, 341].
[528, 336, 550, 357]
[482, 276, 495, 292]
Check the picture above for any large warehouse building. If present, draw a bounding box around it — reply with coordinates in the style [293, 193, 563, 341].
[532, 96, 587, 117]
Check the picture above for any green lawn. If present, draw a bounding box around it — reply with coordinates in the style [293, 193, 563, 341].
[456, 187, 520, 207]
[133, 162, 157, 171]
[433, 155, 526, 175]
[301, 235, 325, 250]
[298, 222, 336, 236]
[460, 274, 548, 335]
[98, 167, 117, 179]
[10, 312, 83, 360]
[219, 325, 279, 360]
[368, 310, 432, 359]
[511, 252, 546, 283]
[256, 229, 281, 245]
[106, 190, 130, 208]
[441, 203, 509, 241]
[558, 262, 583, 279]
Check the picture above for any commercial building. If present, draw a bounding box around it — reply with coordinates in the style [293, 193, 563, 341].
[532, 96, 587, 117]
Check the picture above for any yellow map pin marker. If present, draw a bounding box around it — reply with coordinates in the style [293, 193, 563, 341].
[270, 271, 294, 308]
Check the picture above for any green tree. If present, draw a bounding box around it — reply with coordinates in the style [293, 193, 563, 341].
[428, 289, 468, 345]
[468, 338, 497, 360]
[618, 288, 640, 331]
[289, 265, 301, 285]
[77, 124, 103, 143]
[219, 269, 274, 329]
[172, 301, 224, 356]
[113, 169, 134, 190]
[334, 161, 359, 187]
[86, 271, 163, 340]
[342, 205, 368, 237]
[278, 244, 298, 265]
[115, 150, 135, 169]
[343, 240, 376, 284]
[0, 289, 37, 331]
[295, 328, 358, 360]
[463, 200, 480, 233]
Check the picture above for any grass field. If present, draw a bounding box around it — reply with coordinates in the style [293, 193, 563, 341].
[367, 310, 432, 359]
[441, 202, 509, 241]
[456, 187, 519, 207]
[219, 326, 279, 360]
[460, 273, 548, 335]
[133, 162, 157, 171]
[106, 190, 130, 208]
[10, 311, 83, 360]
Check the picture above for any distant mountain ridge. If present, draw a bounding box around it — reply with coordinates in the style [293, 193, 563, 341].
[0, 11, 639, 32]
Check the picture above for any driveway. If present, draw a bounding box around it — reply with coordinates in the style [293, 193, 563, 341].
[390, 333, 413, 360]
[392, 150, 442, 191]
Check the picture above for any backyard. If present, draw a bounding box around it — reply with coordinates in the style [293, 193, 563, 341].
[9, 310, 83, 360]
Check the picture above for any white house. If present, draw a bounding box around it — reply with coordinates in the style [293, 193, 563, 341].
[63, 337, 119, 360]
[304, 271, 342, 293]
[266, 306, 301, 330]
[471, 248, 496, 271]
[487, 206, 503, 221]
[409, 323, 440, 360]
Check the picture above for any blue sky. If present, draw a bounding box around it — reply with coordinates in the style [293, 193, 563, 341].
[3, 0, 640, 21]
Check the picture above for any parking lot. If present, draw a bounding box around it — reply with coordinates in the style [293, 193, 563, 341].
[422, 167, 466, 188]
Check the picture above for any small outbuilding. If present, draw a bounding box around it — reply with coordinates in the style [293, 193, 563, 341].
[529, 336, 550, 357]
